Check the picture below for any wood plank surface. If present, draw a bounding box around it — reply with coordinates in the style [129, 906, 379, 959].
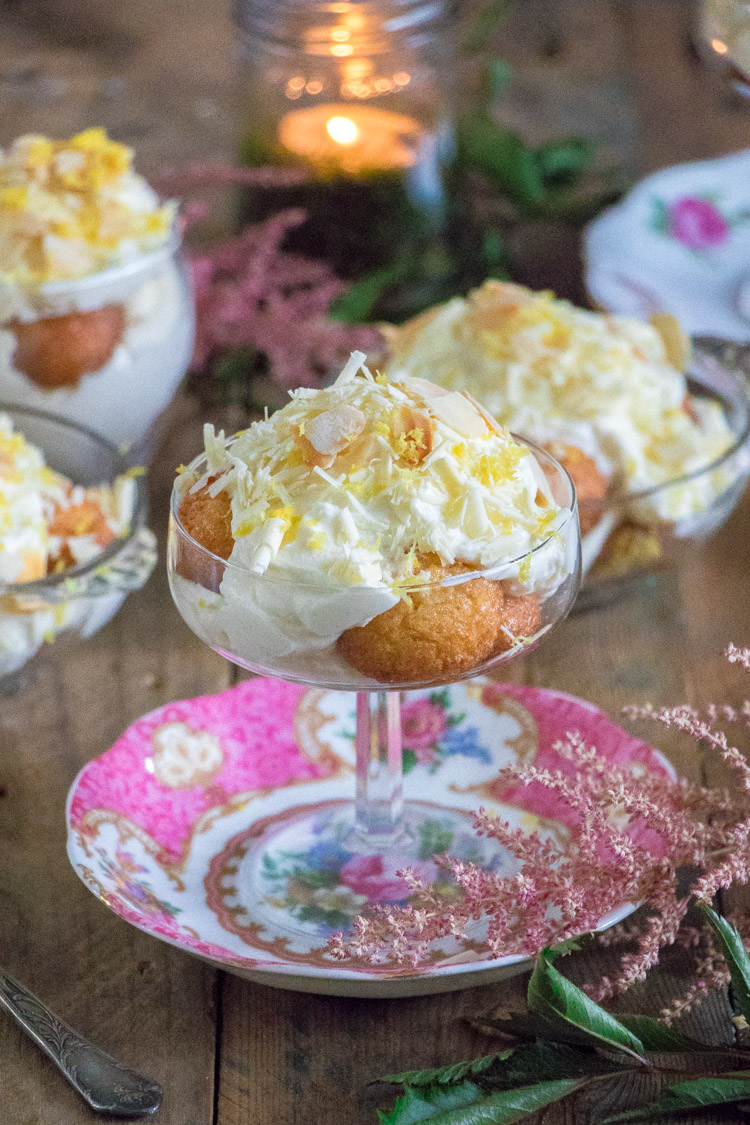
[1, 1, 750, 1123]
[0, 408, 229, 1124]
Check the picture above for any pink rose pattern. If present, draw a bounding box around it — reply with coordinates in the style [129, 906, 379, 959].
[258, 813, 464, 931]
[398, 689, 491, 772]
[70, 679, 672, 961]
[651, 194, 746, 252]
[339, 854, 439, 902]
[400, 698, 446, 764]
[482, 683, 671, 858]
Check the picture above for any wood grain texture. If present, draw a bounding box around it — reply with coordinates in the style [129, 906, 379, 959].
[0, 400, 227, 1125]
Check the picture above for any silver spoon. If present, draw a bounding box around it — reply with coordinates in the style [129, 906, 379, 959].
[0, 969, 162, 1116]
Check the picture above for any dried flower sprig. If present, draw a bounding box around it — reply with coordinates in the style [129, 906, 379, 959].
[188, 207, 383, 400]
[150, 163, 385, 405]
[330, 647, 750, 1014]
[373, 917, 750, 1125]
[367, 648, 750, 1123]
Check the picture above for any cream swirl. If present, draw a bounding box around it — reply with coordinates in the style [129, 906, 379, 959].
[383, 281, 736, 518]
[179, 352, 568, 593]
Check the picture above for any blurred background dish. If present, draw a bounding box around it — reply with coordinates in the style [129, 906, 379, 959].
[0, 404, 156, 691]
[384, 284, 750, 605]
[583, 148, 750, 342]
[0, 130, 194, 458]
[578, 338, 750, 606]
[700, 0, 750, 97]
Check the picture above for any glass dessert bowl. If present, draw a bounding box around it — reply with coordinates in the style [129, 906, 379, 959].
[577, 338, 750, 606]
[0, 404, 157, 690]
[0, 130, 194, 457]
[167, 354, 580, 935]
[382, 282, 750, 606]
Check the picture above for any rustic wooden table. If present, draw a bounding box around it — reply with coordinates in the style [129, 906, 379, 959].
[1, 1, 750, 1122]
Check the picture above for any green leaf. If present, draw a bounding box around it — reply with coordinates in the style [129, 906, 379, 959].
[404, 1079, 582, 1124]
[428, 689, 451, 709]
[292, 866, 338, 891]
[461, 0, 512, 56]
[527, 955, 648, 1063]
[481, 59, 513, 104]
[456, 116, 546, 212]
[402, 749, 418, 774]
[535, 138, 594, 187]
[604, 1077, 750, 1122]
[378, 1052, 515, 1088]
[418, 819, 455, 860]
[379, 1087, 441, 1124]
[293, 905, 351, 928]
[699, 903, 750, 1022]
[330, 261, 410, 323]
[379, 1082, 484, 1123]
[617, 1014, 715, 1053]
[488, 1041, 622, 1087]
[543, 938, 582, 961]
[649, 196, 670, 235]
[480, 230, 509, 279]
[212, 345, 257, 386]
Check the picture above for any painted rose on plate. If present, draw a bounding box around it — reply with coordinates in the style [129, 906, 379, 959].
[259, 814, 486, 932]
[650, 194, 748, 252]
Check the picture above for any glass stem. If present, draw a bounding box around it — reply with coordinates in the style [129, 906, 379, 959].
[354, 691, 404, 848]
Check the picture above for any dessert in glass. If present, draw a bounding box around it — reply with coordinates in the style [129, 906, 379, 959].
[383, 281, 750, 604]
[0, 404, 156, 690]
[0, 129, 194, 456]
[168, 353, 580, 929]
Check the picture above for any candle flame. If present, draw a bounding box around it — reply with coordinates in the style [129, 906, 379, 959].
[711, 38, 729, 55]
[326, 116, 359, 145]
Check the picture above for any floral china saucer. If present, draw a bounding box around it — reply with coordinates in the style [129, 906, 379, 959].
[66, 679, 672, 998]
[584, 148, 750, 341]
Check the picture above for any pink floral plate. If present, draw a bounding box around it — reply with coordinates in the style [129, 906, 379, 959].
[66, 679, 674, 998]
[584, 148, 750, 341]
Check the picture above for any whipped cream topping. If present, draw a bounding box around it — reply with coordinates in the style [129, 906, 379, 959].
[0, 412, 135, 585]
[0, 129, 174, 285]
[0, 415, 52, 583]
[384, 282, 736, 508]
[180, 352, 568, 592]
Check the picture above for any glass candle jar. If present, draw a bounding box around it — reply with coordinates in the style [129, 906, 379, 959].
[233, 0, 458, 320]
[700, 0, 750, 94]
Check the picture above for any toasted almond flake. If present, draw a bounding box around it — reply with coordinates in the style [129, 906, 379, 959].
[401, 376, 452, 401]
[305, 404, 366, 456]
[649, 312, 691, 371]
[462, 391, 505, 437]
[427, 391, 489, 438]
[296, 434, 335, 469]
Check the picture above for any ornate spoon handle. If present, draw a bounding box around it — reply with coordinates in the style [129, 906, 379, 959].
[0, 970, 162, 1116]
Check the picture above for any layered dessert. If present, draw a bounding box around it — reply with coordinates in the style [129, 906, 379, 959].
[170, 352, 577, 687]
[382, 281, 737, 578]
[0, 412, 138, 676]
[0, 129, 193, 450]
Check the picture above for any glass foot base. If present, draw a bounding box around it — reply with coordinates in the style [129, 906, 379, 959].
[231, 799, 510, 945]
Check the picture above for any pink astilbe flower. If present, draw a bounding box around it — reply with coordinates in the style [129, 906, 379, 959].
[149, 162, 385, 397]
[727, 643, 750, 673]
[189, 208, 383, 392]
[329, 647, 750, 1009]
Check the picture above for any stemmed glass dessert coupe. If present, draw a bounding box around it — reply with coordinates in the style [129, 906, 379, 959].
[167, 438, 581, 942]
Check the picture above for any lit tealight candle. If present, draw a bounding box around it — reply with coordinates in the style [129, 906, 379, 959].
[278, 102, 425, 175]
